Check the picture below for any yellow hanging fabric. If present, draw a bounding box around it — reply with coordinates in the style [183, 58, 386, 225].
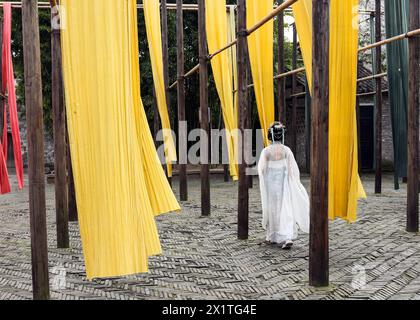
[292, 0, 313, 92]
[61, 0, 180, 280]
[247, 0, 275, 146]
[205, 0, 238, 180]
[292, 0, 366, 222]
[143, 0, 177, 177]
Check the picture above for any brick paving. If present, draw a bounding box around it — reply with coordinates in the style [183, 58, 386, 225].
[0, 173, 419, 300]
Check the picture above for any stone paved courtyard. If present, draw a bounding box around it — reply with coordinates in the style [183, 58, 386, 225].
[0, 173, 420, 300]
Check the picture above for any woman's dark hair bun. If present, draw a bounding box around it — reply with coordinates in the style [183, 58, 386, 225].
[268, 122, 286, 142]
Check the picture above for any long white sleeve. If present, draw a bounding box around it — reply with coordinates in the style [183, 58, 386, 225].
[286, 147, 310, 233]
[258, 149, 269, 230]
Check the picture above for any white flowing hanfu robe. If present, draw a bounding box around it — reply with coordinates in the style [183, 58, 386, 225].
[258, 142, 310, 243]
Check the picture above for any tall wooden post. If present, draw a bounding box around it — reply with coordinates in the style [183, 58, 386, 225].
[51, 3, 69, 248]
[247, 45, 253, 189]
[161, 0, 172, 186]
[309, 0, 329, 287]
[22, 0, 50, 300]
[291, 23, 298, 154]
[153, 87, 159, 148]
[237, 0, 249, 239]
[277, 1, 285, 124]
[198, 0, 210, 216]
[407, 0, 420, 233]
[374, 0, 382, 194]
[67, 131, 78, 222]
[177, 0, 188, 201]
[224, 164, 230, 182]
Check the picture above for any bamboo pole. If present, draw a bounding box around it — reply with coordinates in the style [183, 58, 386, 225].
[169, 64, 199, 89]
[407, 0, 420, 233]
[22, 0, 50, 300]
[247, 0, 298, 36]
[208, 39, 237, 60]
[274, 67, 306, 80]
[374, 0, 382, 194]
[51, 1, 69, 248]
[356, 89, 388, 97]
[288, 91, 306, 99]
[177, 0, 188, 201]
[357, 72, 387, 83]
[198, 0, 210, 216]
[359, 28, 420, 53]
[309, 0, 329, 288]
[237, 0, 248, 240]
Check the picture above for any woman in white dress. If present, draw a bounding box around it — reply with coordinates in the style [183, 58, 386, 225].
[258, 122, 310, 250]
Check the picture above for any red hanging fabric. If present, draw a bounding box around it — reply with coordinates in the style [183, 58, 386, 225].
[0, 145, 10, 194]
[0, 3, 24, 193]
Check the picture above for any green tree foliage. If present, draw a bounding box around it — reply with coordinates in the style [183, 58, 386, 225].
[11, 3, 52, 134]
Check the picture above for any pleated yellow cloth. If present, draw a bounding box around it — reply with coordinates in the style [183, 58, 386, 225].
[292, 0, 313, 91]
[61, 0, 180, 280]
[205, 0, 238, 180]
[247, 0, 275, 146]
[293, 0, 366, 222]
[143, 0, 177, 177]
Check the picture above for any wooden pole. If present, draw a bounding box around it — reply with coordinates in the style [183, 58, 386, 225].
[198, 0, 210, 216]
[359, 28, 420, 53]
[22, 0, 50, 300]
[407, 0, 419, 233]
[291, 23, 298, 154]
[374, 0, 382, 194]
[277, 1, 285, 124]
[55, 0, 76, 222]
[309, 0, 329, 288]
[237, 0, 249, 240]
[153, 87, 159, 148]
[246, 0, 298, 36]
[177, 0, 188, 201]
[51, 3, 69, 248]
[161, 0, 172, 186]
[66, 129, 78, 222]
[247, 44, 253, 189]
